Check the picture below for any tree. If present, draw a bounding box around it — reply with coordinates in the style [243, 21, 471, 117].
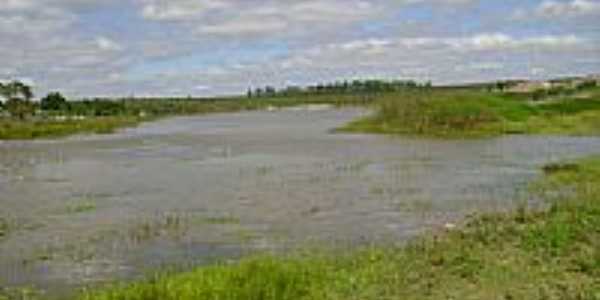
[0, 80, 35, 119]
[40, 92, 68, 111]
[0, 81, 32, 101]
[264, 86, 276, 96]
[5, 98, 35, 120]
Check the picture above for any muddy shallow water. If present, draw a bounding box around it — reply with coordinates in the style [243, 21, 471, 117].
[2, 107, 600, 295]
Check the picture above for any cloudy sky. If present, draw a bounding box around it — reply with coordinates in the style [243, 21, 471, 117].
[1, 0, 600, 97]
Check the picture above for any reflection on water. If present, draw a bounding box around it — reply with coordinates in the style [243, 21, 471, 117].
[1, 108, 600, 295]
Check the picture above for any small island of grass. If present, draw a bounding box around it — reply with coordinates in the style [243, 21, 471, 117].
[340, 86, 600, 138]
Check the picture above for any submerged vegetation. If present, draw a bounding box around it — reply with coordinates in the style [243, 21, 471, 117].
[75, 156, 600, 300]
[0, 216, 9, 238]
[65, 199, 98, 214]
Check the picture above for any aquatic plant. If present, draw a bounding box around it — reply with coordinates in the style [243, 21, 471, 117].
[66, 200, 97, 214]
[0, 217, 9, 238]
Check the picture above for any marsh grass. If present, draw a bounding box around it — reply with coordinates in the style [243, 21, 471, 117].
[341, 88, 600, 138]
[0, 117, 142, 140]
[0, 216, 9, 238]
[126, 213, 189, 244]
[66, 200, 97, 214]
[197, 216, 241, 225]
[0, 287, 41, 300]
[76, 157, 600, 300]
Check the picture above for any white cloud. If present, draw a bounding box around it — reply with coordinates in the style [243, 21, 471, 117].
[139, 0, 380, 36]
[339, 39, 392, 51]
[323, 34, 586, 54]
[198, 18, 288, 35]
[95, 37, 122, 52]
[447, 34, 585, 51]
[0, 0, 36, 11]
[139, 0, 230, 21]
[515, 0, 600, 19]
[401, 0, 475, 4]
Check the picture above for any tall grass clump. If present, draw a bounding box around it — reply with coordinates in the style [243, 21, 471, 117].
[341, 87, 600, 138]
[342, 90, 532, 137]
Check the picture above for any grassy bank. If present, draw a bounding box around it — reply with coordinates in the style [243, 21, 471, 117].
[341, 88, 600, 138]
[0, 116, 143, 140]
[74, 156, 600, 300]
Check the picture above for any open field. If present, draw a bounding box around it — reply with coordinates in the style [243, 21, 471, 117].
[60, 155, 600, 300]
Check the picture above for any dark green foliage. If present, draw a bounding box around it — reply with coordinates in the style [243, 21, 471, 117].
[248, 79, 430, 99]
[5, 98, 35, 120]
[40, 92, 68, 111]
[543, 163, 580, 174]
[0, 80, 35, 119]
[0, 80, 33, 102]
[0, 217, 8, 238]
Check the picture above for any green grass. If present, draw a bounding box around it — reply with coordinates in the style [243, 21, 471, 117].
[341, 88, 600, 138]
[0, 116, 142, 140]
[76, 156, 600, 300]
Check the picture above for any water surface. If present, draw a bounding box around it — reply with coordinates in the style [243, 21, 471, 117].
[1, 107, 600, 295]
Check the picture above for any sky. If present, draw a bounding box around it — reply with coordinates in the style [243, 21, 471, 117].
[1, 0, 600, 98]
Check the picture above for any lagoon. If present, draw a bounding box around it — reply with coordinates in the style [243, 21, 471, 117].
[1, 107, 600, 296]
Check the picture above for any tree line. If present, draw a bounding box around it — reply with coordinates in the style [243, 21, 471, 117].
[247, 79, 432, 98]
[0, 81, 130, 119]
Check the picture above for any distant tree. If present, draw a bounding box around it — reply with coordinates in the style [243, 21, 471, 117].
[342, 80, 349, 91]
[0, 82, 5, 107]
[264, 86, 276, 96]
[315, 84, 324, 93]
[5, 98, 35, 119]
[0, 80, 33, 101]
[578, 80, 597, 90]
[247, 87, 253, 98]
[0, 80, 35, 119]
[40, 92, 68, 111]
[495, 81, 508, 92]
